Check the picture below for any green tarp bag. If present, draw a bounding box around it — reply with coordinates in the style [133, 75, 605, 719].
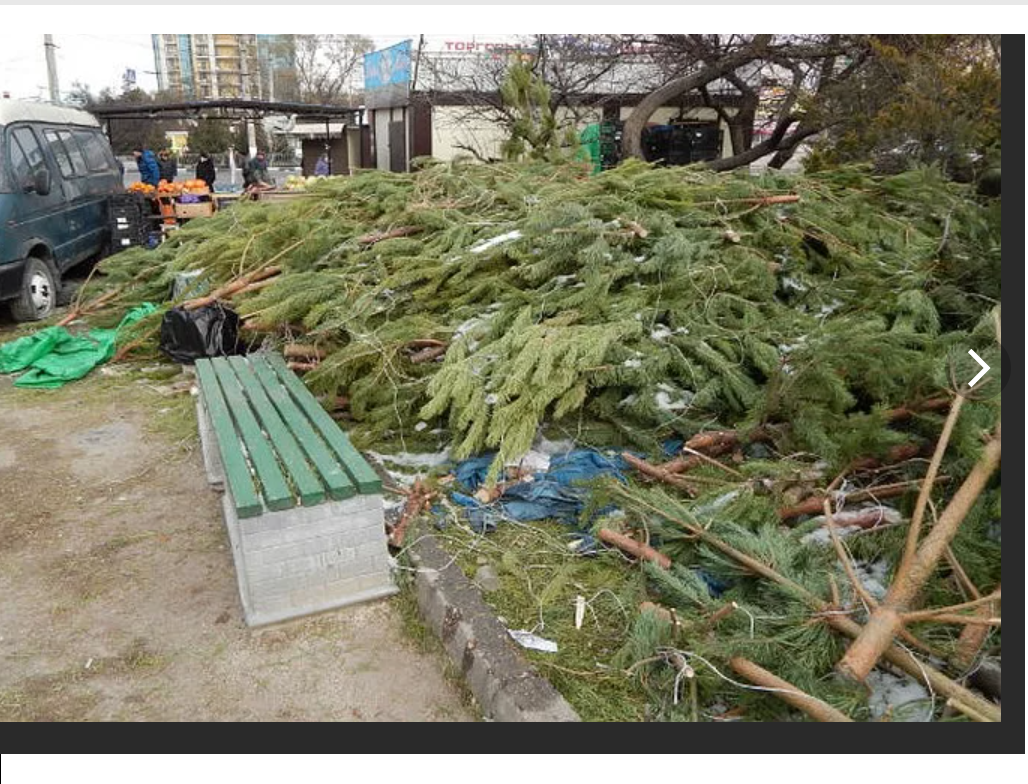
[0, 303, 157, 389]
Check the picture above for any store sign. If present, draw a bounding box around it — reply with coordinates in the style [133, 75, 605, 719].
[364, 40, 412, 108]
[439, 36, 661, 57]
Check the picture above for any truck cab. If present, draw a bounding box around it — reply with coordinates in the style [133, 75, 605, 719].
[0, 100, 123, 321]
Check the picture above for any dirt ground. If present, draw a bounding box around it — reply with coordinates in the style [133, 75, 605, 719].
[0, 349, 473, 721]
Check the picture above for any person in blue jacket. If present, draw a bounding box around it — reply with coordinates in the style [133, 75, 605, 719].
[132, 146, 161, 187]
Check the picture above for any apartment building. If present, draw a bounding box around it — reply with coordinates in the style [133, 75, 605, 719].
[151, 34, 291, 100]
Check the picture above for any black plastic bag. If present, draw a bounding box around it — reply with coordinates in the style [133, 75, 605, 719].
[159, 303, 243, 364]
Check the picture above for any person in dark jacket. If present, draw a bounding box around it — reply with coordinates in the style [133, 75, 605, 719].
[195, 152, 216, 188]
[132, 146, 161, 187]
[157, 149, 178, 182]
[241, 152, 271, 191]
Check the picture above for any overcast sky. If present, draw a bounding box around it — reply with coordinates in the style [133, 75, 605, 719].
[0, 34, 522, 102]
[0, 33, 160, 100]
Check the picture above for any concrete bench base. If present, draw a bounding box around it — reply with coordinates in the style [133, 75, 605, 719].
[197, 392, 397, 627]
[220, 492, 398, 627]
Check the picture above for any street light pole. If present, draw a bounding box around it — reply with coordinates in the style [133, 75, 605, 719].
[240, 38, 257, 159]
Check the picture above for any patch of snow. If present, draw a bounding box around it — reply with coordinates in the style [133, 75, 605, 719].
[367, 448, 451, 469]
[674, 326, 690, 335]
[507, 450, 551, 474]
[633, 255, 646, 263]
[782, 275, 808, 292]
[618, 394, 639, 408]
[866, 670, 933, 722]
[484, 393, 499, 406]
[414, 421, 428, 432]
[650, 325, 673, 341]
[533, 435, 577, 456]
[800, 525, 863, 546]
[654, 384, 693, 412]
[779, 336, 807, 354]
[554, 274, 577, 285]
[693, 490, 741, 517]
[383, 497, 407, 513]
[801, 507, 901, 545]
[470, 230, 522, 254]
[819, 299, 844, 316]
[623, 358, 642, 369]
[852, 559, 891, 602]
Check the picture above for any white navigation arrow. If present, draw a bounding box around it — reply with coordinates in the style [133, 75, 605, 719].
[967, 349, 990, 387]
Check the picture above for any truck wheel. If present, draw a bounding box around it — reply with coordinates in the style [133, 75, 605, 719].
[9, 258, 58, 322]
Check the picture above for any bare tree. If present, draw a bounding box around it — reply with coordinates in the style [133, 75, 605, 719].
[294, 34, 374, 104]
[415, 35, 632, 161]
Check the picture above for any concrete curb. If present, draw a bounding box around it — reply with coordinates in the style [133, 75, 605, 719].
[408, 535, 580, 722]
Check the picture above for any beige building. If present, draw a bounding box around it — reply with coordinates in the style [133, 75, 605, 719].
[151, 34, 266, 100]
[364, 36, 747, 173]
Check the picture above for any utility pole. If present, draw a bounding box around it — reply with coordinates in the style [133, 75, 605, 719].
[240, 37, 257, 159]
[44, 34, 61, 104]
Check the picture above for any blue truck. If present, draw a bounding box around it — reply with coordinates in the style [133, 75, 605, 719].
[0, 100, 123, 321]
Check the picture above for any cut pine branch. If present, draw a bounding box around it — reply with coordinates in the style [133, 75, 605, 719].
[884, 397, 950, 423]
[848, 442, 926, 472]
[410, 345, 448, 364]
[358, 226, 423, 245]
[283, 344, 327, 361]
[623, 491, 1001, 722]
[622, 453, 697, 496]
[954, 585, 1000, 670]
[598, 528, 671, 569]
[896, 397, 965, 581]
[691, 193, 800, 207]
[184, 266, 282, 311]
[57, 287, 123, 326]
[729, 657, 853, 722]
[388, 479, 436, 548]
[836, 425, 1001, 683]
[778, 478, 936, 521]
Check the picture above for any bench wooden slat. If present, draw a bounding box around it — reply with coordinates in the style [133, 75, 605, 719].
[210, 359, 296, 512]
[265, 353, 383, 494]
[227, 356, 326, 507]
[194, 359, 264, 518]
[249, 354, 357, 500]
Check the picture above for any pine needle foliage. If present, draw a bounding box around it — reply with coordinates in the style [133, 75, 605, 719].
[96, 159, 1000, 480]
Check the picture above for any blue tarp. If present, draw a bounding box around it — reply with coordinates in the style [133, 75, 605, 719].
[452, 448, 629, 532]
[449, 445, 727, 596]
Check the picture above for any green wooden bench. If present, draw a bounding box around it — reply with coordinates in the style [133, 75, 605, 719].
[195, 352, 396, 626]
